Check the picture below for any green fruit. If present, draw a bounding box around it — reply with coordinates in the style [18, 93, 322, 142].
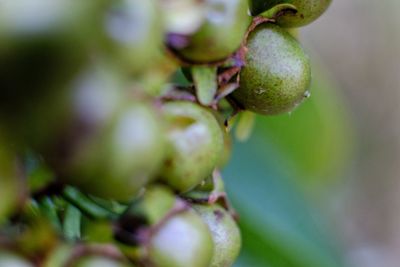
[249, 0, 332, 28]
[81, 219, 114, 243]
[63, 103, 165, 201]
[171, 0, 251, 63]
[114, 186, 176, 246]
[47, 65, 166, 202]
[277, 0, 332, 27]
[149, 209, 213, 267]
[232, 23, 311, 115]
[40, 61, 127, 153]
[119, 186, 177, 228]
[0, 0, 104, 148]
[161, 102, 224, 193]
[0, 251, 33, 267]
[104, 0, 163, 73]
[42, 245, 72, 267]
[193, 204, 241, 267]
[116, 186, 214, 267]
[74, 256, 132, 267]
[43, 244, 133, 267]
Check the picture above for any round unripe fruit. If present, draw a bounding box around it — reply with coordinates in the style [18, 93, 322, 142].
[149, 210, 214, 267]
[249, 0, 332, 28]
[276, 0, 332, 28]
[193, 204, 241, 267]
[116, 186, 214, 267]
[0, 0, 104, 148]
[170, 0, 251, 63]
[43, 245, 132, 267]
[232, 23, 311, 115]
[104, 0, 163, 73]
[74, 256, 132, 267]
[66, 103, 165, 201]
[47, 65, 166, 202]
[161, 101, 224, 193]
[0, 251, 33, 267]
[43, 245, 72, 267]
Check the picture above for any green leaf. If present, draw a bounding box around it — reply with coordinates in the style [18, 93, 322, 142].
[192, 66, 217, 105]
[223, 63, 353, 267]
[224, 137, 346, 267]
[256, 65, 355, 188]
[62, 186, 116, 220]
[39, 197, 62, 232]
[63, 204, 81, 241]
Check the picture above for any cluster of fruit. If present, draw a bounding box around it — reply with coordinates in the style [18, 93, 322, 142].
[0, 0, 331, 266]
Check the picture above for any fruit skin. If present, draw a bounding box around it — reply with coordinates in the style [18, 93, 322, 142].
[193, 204, 241, 267]
[104, 0, 163, 73]
[0, 0, 105, 149]
[64, 102, 165, 201]
[276, 0, 332, 28]
[0, 250, 33, 267]
[116, 186, 214, 267]
[149, 210, 214, 267]
[172, 0, 251, 63]
[249, 0, 332, 28]
[161, 101, 224, 193]
[43, 244, 133, 267]
[46, 64, 166, 202]
[42, 244, 73, 267]
[232, 23, 311, 115]
[74, 256, 132, 267]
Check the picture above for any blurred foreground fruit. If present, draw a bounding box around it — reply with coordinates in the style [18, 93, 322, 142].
[43, 244, 133, 267]
[0, 250, 33, 267]
[104, 0, 163, 74]
[44, 64, 166, 201]
[0, 0, 105, 148]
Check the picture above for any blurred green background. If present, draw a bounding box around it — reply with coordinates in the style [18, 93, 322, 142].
[224, 0, 400, 266]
